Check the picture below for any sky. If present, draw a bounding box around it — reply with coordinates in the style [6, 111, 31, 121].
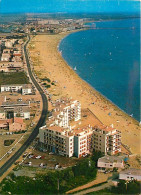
[0, 0, 140, 14]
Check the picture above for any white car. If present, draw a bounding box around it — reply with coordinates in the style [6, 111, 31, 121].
[28, 162, 32, 166]
[36, 155, 41, 159]
[49, 152, 54, 155]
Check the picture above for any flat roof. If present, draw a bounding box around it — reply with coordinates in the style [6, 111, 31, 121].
[120, 168, 141, 176]
[98, 155, 123, 163]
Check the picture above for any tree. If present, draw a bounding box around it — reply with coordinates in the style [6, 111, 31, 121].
[91, 150, 104, 166]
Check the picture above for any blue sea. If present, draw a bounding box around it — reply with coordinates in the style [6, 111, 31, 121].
[59, 18, 140, 122]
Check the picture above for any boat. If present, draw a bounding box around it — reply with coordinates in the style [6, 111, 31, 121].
[109, 52, 112, 55]
[74, 66, 77, 71]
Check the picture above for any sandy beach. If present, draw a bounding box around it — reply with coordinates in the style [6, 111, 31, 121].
[28, 32, 140, 155]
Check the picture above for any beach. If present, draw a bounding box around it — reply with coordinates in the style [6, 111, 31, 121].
[28, 32, 140, 155]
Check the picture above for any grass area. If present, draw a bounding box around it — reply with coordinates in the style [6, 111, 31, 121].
[87, 189, 114, 195]
[88, 180, 141, 195]
[0, 72, 30, 86]
[4, 139, 15, 146]
[0, 159, 97, 194]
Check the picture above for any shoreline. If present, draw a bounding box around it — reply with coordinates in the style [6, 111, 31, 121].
[58, 31, 139, 123]
[29, 32, 140, 154]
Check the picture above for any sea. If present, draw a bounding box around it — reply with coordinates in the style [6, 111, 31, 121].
[59, 17, 140, 122]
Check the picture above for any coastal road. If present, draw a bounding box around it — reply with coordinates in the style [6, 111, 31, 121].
[0, 35, 48, 177]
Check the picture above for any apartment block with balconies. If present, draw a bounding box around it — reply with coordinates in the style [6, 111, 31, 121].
[92, 125, 121, 155]
[39, 125, 74, 157]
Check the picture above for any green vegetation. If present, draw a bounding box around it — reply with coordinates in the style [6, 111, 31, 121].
[0, 159, 97, 194]
[91, 150, 104, 166]
[41, 77, 55, 88]
[88, 180, 141, 195]
[110, 180, 141, 194]
[45, 84, 51, 88]
[4, 139, 15, 146]
[0, 72, 30, 86]
[14, 130, 27, 134]
[41, 77, 51, 83]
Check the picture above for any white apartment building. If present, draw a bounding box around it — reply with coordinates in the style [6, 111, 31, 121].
[52, 99, 81, 128]
[92, 125, 121, 155]
[74, 126, 93, 158]
[39, 98, 121, 158]
[1, 84, 23, 93]
[1, 84, 32, 95]
[39, 124, 94, 158]
[97, 156, 124, 169]
[39, 126, 74, 157]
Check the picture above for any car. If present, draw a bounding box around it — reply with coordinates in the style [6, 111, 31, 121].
[36, 155, 41, 159]
[49, 152, 54, 155]
[83, 153, 88, 157]
[43, 149, 47, 152]
[32, 155, 37, 159]
[28, 155, 34, 158]
[7, 150, 12, 154]
[55, 164, 59, 169]
[28, 162, 32, 166]
[39, 163, 44, 167]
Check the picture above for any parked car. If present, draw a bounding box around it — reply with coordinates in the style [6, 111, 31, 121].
[36, 155, 41, 159]
[49, 152, 54, 155]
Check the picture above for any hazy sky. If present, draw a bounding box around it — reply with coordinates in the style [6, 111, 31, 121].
[0, 0, 140, 14]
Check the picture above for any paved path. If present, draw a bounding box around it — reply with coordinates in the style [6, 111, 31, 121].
[66, 172, 112, 194]
[0, 35, 48, 177]
[74, 180, 113, 195]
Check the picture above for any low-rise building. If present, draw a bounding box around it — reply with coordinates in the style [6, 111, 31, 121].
[1, 53, 11, 61]
[1, 100, 30, 108]
[5, 40, 13, 48]
[0, 100, 30, 120]
[14, 106, 30, 119]
[0, 117, 26, 132]
[119, 168, 141, 181]
[1, 84, 32, 95]
[9, 117, 26, 132]
[1, 84, 23, 93]
[0, 61, 23, 72]
[22, 84, 32, 95]
[0, 107, 5, 119]
[0, 119, 9, 129]
[97, 155, 124, 170]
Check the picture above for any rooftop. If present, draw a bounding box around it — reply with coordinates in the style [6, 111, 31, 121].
[98, 155, 123, 164]
[120, 168, 141, 176]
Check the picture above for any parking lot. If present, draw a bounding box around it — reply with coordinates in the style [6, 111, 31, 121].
[21, 149, 79, 169]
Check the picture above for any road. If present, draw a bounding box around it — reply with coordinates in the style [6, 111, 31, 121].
[0, 35, 48, 177]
